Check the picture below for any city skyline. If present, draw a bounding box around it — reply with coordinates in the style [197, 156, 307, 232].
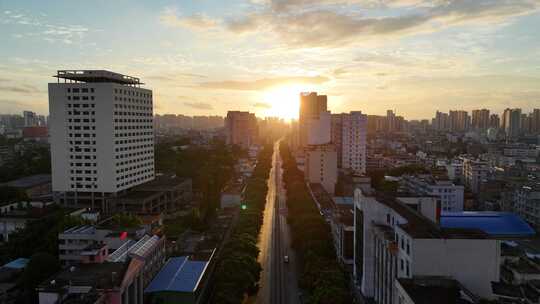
[2, 0, 540, 120]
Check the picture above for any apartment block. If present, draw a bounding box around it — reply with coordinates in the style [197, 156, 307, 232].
[49, 70, 154, 212]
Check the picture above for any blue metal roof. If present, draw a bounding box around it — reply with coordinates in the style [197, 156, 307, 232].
[3, 258, 29, 269]
[144, 256, 209, 294]
[440, 212, 535, 237]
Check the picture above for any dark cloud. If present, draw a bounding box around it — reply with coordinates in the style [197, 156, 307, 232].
[183, 101, 214, 110]
[253, 102, 272, 108]
[225, 0, 539, 47]
[199, 75, 330, 91]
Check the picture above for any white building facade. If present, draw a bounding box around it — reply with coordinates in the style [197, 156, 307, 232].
[353, 190, 501, 303]
[401, 175, 464, 212]
[49, 70, 154, 211]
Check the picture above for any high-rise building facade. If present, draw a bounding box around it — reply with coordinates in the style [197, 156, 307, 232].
[49, 70, 155, 211]
[331, 114, 343, 168]
[341, 111, 368, 175]
[299, 92, 327, 148]
[23, 110, 38, 127]
[489, 114, 500, 129]
[432, 111, 449, 131]
[502, 108, 522, 140]
[449, 110, 470, 132]
[471, 109, 490, 130]
[225, 111, 258, 149]
[531, 109, 540, 134]
[307, 110, 331, 145]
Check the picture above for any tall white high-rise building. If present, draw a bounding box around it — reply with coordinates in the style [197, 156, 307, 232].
[49, 70, 155, 211]
[341, 111, 367, 174]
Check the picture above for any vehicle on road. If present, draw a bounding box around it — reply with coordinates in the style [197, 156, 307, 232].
[284, 255, 289, 263]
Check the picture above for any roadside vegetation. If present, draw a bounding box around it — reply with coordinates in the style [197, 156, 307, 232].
[212, 144, 273, 304]
[280, 142, 351, 304]
[155, 138, 244, 223]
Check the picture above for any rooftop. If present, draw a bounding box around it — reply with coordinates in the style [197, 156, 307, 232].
[440, 212, 535, 238]
[145, 255, 211, 294]
[2, 258, 29, 270]
[375, 194, 487, 239]
[63, 225, 96, 235]
[134, 174, 190, 191]
[54, 70, 142, 85]
[0, 174, 51, 189]
[398, 277, 477, 304]
[38, 262, 127, 291]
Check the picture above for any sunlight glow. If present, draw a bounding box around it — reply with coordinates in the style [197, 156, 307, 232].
[261, 85, 310, 120]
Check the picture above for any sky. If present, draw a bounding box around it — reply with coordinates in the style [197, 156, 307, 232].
[1, 0, 540, 120]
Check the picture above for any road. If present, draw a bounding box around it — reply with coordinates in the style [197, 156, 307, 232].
[256, 141, 301, 304]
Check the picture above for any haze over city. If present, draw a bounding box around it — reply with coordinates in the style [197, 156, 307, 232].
[2, 0, 540, 120]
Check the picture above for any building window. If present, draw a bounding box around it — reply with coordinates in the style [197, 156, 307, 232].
[406, 261, 410, 276]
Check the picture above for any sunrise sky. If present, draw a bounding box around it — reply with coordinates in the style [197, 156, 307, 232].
[1, 0, 540, 120]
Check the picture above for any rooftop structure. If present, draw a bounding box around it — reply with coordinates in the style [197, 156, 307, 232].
[54, 70, 142, 86]
[2, 258, 29, 270]
[440, 212, 535, 238]
[396, 276, 479, 304]
[0, 174, 51, 189]
[145, 255, 211, 294]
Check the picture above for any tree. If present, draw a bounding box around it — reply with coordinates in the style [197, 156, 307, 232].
[19, 252, 60, 303]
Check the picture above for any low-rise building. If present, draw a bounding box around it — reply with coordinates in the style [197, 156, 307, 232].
[144, 250, 215, 304]
[514, 185, 540, 229]
[401, 174, 464, 212]
[115, 174, 192, 215]
[39, 234, 166, 304]
[353, 189, 534, 303]
[220, 183, 243, 209]
[462, 157, 490, 194]
[0, 174, 52, 200]
[330, 197, 354, 266]
[395, 276, 479, 304]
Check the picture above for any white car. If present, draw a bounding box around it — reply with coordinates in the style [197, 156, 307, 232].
[284, 255, 289, 263]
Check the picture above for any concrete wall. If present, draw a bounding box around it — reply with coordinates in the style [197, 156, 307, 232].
[412, 238, 500, 299]
[305, 145, 337, 194]
[49, 82, 154, 194]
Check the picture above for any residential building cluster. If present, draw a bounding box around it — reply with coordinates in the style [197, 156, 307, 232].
[285, 93, 540, 304]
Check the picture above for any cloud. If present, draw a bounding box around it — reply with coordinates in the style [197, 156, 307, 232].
[146, 73, 208, 83]
[0, 84, 42, 94]
[183, 101, 214, 110]
[253, 102, 272, 108]
[225, 0, 540, 47]
[160, 8, 218, 30]
[3, 10, 90, 45]
[199, 75, 330, 91]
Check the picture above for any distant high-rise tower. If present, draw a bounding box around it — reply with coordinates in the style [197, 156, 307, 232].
[502, 108, 522, 140]
[225, 111, 258, 149]
[449, 110, 470, 132]
[49, 70, 155, 211]
[531, 109, 540, 134]
[471, 109, 490, 130]
[299, 92, 327, 148]
[23, 110, 38, 127]
[341, 111, 367, 174]
[489, 114, 500, 129]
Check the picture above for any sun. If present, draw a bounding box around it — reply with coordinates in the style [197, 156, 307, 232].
[261, 85, 307, 120]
